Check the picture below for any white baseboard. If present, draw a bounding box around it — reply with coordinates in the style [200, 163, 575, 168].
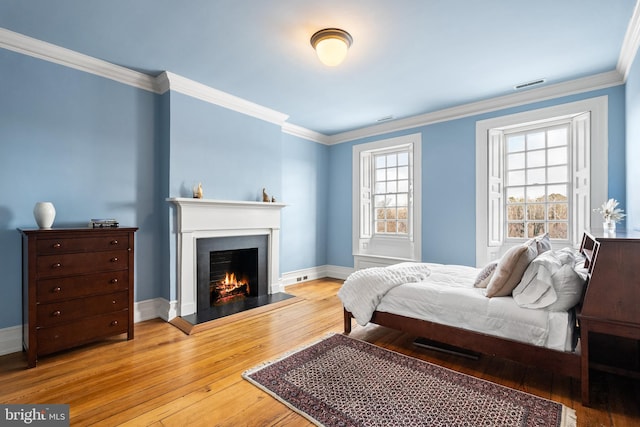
[0, 265, 352, 356]
[0, 325, 22, 357]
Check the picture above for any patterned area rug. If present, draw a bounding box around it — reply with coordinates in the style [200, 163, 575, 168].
[243, 333, 576, 427]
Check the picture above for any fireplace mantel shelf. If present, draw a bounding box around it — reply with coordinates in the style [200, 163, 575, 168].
[167, 197, 286, 209]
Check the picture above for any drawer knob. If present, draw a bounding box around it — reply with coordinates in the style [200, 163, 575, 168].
[111, 257, 118, 263]
[112, 300, 117, 304]
[52, 242, 62, 249]
[53, 286, 62, 293]
[111, 320, 119, 326]
[111, 240, 119, 245]
[52, 262, 62, 269]
[110, 278, 118, 284]
[52, 310, 61, 317]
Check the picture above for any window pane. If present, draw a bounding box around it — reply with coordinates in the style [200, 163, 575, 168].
[548, 185, 568, 200]
[386, 208, 396, 219]
[527, 204, 545, 220]
[508, 223, 525, 238]
[507, 152, 525, 169]
[387, 167, 397, 180]
[376, 221, 385, 233]
[508, 170, 525, 186]
[528, 222, 546, 237]
[374, 195, 387, 207]
[387, 181, 397, 193]
[527, 132, 545, 150]
[386, 154, 397, 167]
[386, 221, 397, 232]
[507, 205, 524, 220]
[386, 195, 397, 206]
[547, 147, 567, 165]
[398, 207, 408, 219]
[375, 156, 385, 168]
[374, 183, 385, 194]
[397, 166, 408, 179]
[526, 186, 545, 202]
[397, 194, 408, 206]
[548, 128, 567, 147]
[527, 150, 546, 168]
[375, 169, 386, 181]
[548, 203, 568, 220]
[375, 208, 385, 219]
[548, 222, 568, 239]
[397, 221, 408, 233]
[397, 152, 409, 166]
[397, 180, 408, 192]
[527, 168, 546, 185]
[507, 187, 524, 202]
[548, 166, 567, 183]
[507, 135, 525, 152]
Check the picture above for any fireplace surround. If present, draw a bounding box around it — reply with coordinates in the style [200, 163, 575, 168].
[168, 198, 286, 320]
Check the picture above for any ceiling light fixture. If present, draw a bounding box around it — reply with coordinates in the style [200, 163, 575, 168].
[310, 28, 353, 67]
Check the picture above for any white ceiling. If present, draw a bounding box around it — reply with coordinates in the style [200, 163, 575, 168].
[0, 1, 637, 136]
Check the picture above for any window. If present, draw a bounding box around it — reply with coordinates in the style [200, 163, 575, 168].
[504, 123, 571, 240]
[353, 134, 422, 268]
[373, 149, 410, 235]
[476, 97, 608, 266]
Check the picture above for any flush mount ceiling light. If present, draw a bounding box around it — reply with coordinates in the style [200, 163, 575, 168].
[310, 28, 353, 67]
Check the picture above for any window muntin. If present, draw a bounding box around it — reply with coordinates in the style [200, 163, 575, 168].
[373, 149, 410, 235]
[504, 124, 570, 240]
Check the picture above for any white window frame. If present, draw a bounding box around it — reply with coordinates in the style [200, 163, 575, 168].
[476, 96, 608, 266]
[353, 133, 422, 269]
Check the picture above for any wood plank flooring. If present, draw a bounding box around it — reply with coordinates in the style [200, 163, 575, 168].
[1, 278, 638, 426]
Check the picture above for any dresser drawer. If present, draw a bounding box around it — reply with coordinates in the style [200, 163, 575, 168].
[36, 250, 129, 278]
[37, 291, 129, 327]
[36, 235, 129, 255]
[37, 311, 129, 356]
[37, 270, 129, 303]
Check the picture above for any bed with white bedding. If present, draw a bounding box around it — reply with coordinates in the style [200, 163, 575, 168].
[338, 233, 590, 394]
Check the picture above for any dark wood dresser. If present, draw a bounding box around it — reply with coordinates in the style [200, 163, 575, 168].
[19, 227, 137, 368]
[578, 229, 640, 405]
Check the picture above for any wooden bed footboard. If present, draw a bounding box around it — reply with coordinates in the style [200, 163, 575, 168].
[343, 308, 581, 380]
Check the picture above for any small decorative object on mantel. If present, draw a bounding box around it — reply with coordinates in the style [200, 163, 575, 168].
[193, 182, 203, 199]
[262, 188, 270, 202]
[271, 196, 276, 203]
[89, 218, 119, 228]
[33, 201, 56, 229]
[594, 198, 626, 232]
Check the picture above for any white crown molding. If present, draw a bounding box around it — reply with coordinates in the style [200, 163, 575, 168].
[0, 27, 159, 93]
[282, 122, 331, 144]
[327, 70, 624, 145]
[618, 0, 640, 81]
[157, 71, 289, 127]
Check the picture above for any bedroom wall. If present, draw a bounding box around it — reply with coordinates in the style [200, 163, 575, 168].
[0, 48, 161, 329]
[327, 85, 627, 268]
[625, 48, 640, 232]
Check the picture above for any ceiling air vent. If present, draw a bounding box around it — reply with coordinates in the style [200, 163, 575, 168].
[514, 78, 546, 90]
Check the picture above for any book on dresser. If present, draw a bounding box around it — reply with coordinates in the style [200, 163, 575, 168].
[18, 227, 137, 368]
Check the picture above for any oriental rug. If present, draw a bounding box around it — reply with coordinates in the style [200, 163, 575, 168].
[243, 333, 576, 427]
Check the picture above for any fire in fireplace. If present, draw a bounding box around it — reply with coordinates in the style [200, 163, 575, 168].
[211, 271, 250, 305]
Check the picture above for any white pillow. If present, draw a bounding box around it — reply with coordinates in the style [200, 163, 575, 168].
[513, 248, 587, 311]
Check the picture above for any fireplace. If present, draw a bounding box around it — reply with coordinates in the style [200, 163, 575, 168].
[168, 198, 289, 325]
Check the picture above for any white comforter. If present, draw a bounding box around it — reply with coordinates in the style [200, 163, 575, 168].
[337, 262, 432, 326]
[339, 263, 574, 351]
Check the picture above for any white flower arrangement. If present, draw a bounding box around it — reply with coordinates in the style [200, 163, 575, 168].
[594, 198, 626, 223]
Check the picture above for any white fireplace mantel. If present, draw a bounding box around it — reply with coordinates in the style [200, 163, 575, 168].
[168, 197, 286, 318]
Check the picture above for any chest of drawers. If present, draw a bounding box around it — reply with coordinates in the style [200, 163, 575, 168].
[19, 227, 137, 367]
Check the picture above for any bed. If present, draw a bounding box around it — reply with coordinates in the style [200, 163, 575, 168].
[339, 234, 590, 401]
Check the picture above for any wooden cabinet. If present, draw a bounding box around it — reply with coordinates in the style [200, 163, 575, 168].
[578, 230, 640, 405]
[19, 227, 137, 368]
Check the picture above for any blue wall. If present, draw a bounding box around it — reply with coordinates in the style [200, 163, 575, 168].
[626, 49, 640, 231]
[327, 86, 627, 268]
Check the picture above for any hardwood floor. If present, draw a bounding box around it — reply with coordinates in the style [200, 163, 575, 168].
[1, 278, 638, 426]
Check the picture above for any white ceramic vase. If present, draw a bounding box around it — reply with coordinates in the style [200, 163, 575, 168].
[33, 202, 56, 229]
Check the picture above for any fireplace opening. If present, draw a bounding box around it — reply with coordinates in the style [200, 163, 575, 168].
[209, 248, 256, 306]
[184, 234, 294, 326]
